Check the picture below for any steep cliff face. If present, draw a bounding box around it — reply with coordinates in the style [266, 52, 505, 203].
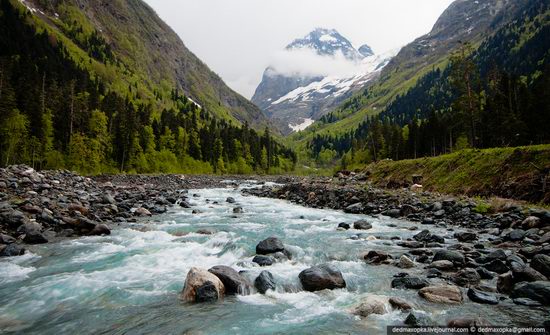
[21, 0, 270, 129]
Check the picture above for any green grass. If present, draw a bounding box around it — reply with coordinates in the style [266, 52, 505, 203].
[363, 145, 550, 203]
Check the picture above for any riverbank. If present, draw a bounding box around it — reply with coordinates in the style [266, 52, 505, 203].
[0, 165, 287, 256]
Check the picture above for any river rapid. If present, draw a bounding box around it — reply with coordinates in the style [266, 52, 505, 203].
[0, 182, 547, 334]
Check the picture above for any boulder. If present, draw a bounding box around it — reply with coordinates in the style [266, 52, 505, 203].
[413, 230, 444, 244]
[226, 197, 236, 204]
[0, 243, 25, 257]
[452, 268, 481, 287]
[195, 281, 220, 302]
[467, 288, 499, 305]
[418, 285, 463, 304]
[522, 216, 542, 229]
[23, 231, 48, 244]
[233, 207, 244, 214]
[510, 281, 550, 306]
[353, 220, 372, 230]
[344, 203, 363, 214]
[208, 265, 251, 295]
[531, 254, 550, 278]
[391, 276, 429, 290]
[454, 232, 477, 242]
[429, 260, 454, 271]
[89, 224, 111, 236]
[497, 272, 514, 294]
[252, 255, 274, 267]
[134, 207, 152, 216]
[351, 296, 387, 317]
[389, 297, 412, 311]
[298, 264, 346, 292]
[511, 263, 547, 282]
[0, 234, 16, 245]
[432, 250, 465, 265]
[255, 270, 276, 294]
[398, 255, 415, 269]
[404, 312, 433, 326]
[181, 267, 225, 302]
[256, 237, 285, 255]
[483, 259, 509, 274]
[338, 223, 351, 230]
[364, 250, 391, 264]
[196, 228, 216, 235]
[507, 229, 525, 241]
[385, 209, 401, 218]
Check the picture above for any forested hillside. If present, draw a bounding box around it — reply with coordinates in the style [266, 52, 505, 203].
[305, 0, 550, 169]
[0, 0, 296, 174]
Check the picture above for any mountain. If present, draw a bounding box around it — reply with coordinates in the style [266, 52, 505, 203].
[251, 28, 394, 135]
[15, 0, 270, 129]
[289, 0, 535, 154]
[0, 0, 296, 174]
[299, 0, 550, 167]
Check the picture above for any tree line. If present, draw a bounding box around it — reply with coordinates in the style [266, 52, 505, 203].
[0, 0, 296, 174]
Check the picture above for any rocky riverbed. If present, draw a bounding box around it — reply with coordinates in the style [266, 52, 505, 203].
[1, 167, 550, 333]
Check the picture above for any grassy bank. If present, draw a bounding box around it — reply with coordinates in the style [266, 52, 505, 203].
[363, 145, 550, 204]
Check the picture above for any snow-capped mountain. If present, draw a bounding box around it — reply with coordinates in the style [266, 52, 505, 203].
[252, 28, 396, 134]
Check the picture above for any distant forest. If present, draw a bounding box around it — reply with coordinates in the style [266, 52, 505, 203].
[0, 1, 297, 174]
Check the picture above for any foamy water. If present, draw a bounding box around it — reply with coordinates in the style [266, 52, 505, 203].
[0, 184, 546, 334]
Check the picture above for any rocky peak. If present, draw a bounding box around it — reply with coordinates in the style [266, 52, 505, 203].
[286, 28, 363, 61]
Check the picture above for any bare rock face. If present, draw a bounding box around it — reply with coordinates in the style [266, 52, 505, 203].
[181, 267, 225, 303]
[418, 285, 464, 304]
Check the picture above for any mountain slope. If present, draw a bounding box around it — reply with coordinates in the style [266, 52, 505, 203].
[0, 0, 296, 174]
[19, 0, 270, 129]
[290, 0, 527, 149]
[252, 28, 393, 135]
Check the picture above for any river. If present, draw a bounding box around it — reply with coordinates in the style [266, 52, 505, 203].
[0, 182, 546, 334]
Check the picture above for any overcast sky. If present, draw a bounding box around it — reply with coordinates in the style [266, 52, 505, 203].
[144, 0, 455, 99]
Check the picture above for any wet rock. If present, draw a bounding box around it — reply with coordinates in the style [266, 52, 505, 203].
[338, 223, 350, 230]
[476, 267, 495, 279]
[483, 259, 509, 274]
[256, 237, 285, 255]
[89, 224, 111, 236]
[23, 231, 48, 244]
[195, 281, 219, 302]
[0, 234, 16, 244]
[454, 231, 477, 242]
[181, 267, 225, 302]
[389, 297, 412, 311]
[429, 260, 454, 271]
[513, 298, 543, 307]
[252, 255, 274, 267]
[404, 312, 433, 326]
[398, 255, 415, 268]
[233, 207, 244, 214]
[447, 318, 488, 328]
[497, 272, 514, 294]
[418, 285, 463, 304]
[351, 296, 387, 317]
[254, 270, 276, 294]
[531, 254, 550, 278]
[507, 229, 525, 241]
[134, 207, 152, 216]
[511, 263, 547, 282]
[298, 264, 346, 292]
[391, 276, 429, 289]
[196, 228, 216, 235]
[0, 243, 25, 257]
[0, 209, 28, 228]
[452, 268, 481, 287]
[344, 203, 363, 214]
[353, 220, 372, 230]
[510, 281, 550, 305]
[433, 250, 465, 265]
[477, 249, 507, 264]
[226, 197, 236, 204]
[179, 201, 191, 208]
[414, 230, 444, 244]
[384, 209, 401, 218]
[467, 288, 499, 305]
[208, 265, 251, 295]
[364, 250, 391, 264]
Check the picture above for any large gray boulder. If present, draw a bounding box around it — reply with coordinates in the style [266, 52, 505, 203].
[510, 281, 550, 306]
[256, 237, 285, 255]
[299, 264, 346, 292]
[208, 265, 251, 295]
[531, 254, 550, 278]
[254, 270, 276, 294]
[181, 267, 225, 302]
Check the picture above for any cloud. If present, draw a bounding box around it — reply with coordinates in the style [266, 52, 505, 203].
[267, 49, 363, 78]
